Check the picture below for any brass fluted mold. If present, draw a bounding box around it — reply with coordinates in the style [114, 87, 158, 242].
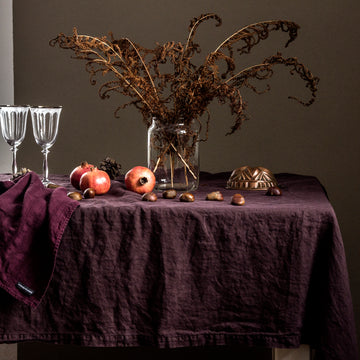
[226, 166, 278, 190]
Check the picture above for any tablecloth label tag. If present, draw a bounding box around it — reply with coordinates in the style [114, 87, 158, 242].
[16, 282, 34, 296]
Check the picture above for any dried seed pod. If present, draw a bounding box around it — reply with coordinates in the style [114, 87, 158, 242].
[163, 189, 177, 199]
[231, 193, 245, 206]
[142, 192, 158, 202]
[179, 192, 195, 202]
[67, 191, 83, 201]
[206, 191, 224, 201]
[83, 187, 96, 199]
[98, 156, 122, 179]
[266, 186, 282, 196]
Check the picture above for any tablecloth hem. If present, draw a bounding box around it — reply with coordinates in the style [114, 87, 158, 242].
[0, 332, 301, 348]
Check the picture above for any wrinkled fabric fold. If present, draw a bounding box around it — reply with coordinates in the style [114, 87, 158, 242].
[0, 172, 79, 307]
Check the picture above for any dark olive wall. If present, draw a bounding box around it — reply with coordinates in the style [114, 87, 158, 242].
[12, 0, 360, 356]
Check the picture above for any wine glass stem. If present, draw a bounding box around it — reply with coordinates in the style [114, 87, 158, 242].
[42, 148, 49, 184]
[11, 145, 18, 178]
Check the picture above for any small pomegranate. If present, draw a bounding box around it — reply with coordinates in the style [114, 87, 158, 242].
[79, 167, 111, 195]
[124, 166, 156, 194]
[70, 161, 94, 189]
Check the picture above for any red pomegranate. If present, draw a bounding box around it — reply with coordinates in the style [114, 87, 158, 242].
[70, 161, 94, 189]
[124, 166, 156, 194]
[79, 167, 111, 195]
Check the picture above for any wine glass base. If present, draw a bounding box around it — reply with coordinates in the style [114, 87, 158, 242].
[41, 179, 51, 187]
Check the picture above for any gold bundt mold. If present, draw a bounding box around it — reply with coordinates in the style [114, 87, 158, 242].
[226, 166, 278, 190]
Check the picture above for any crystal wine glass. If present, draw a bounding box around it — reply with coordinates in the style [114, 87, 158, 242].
[30, 106, 62, 185]
[0, 105, 29, 179]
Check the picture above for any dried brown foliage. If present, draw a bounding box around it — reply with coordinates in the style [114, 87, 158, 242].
[50, 13, 319, 139]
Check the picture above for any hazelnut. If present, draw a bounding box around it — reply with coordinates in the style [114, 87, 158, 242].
[142, 192, 158, 202]
[179, 192, 195, 202]
[67, 191, 82, 201]
[47, 183, 61, 189]
[266, 186, 282, 196]
[163, 189, 177, 199]
[231, 193, 245, 206]
[83, 187, 96, 199]
[206, 191, 224, 201]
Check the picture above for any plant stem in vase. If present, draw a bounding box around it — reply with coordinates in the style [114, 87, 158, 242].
[148, 117, 199, 191]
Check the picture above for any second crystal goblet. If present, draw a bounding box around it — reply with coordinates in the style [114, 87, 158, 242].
[30, 106, 62, 185]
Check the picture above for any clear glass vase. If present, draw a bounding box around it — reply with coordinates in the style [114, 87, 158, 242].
[147, 117, 199, 191]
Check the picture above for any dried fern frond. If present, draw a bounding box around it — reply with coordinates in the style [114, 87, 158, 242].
[227, 52, 319, 107]
[184, 13, 222, 55]
[50, 28, 161, 125]
[50, 14, 318, 139]
[262, 53, 319, 106]
[205, 20, 300, 80]
[213, 20, 299, 54]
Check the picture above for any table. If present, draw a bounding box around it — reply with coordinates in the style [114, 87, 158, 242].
[0, 172, 357, 359]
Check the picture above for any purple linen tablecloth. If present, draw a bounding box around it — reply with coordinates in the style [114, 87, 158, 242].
[0, 172, 357, 360]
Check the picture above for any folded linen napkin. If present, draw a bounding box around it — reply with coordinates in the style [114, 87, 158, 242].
[0, 172, 79, 308]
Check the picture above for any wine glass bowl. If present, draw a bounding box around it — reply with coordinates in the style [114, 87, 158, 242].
[0, 105, 29, 178]
[30, 106, 62, 185]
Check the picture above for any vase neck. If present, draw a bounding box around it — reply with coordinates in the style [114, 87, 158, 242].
[153, 115, 199, 126]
